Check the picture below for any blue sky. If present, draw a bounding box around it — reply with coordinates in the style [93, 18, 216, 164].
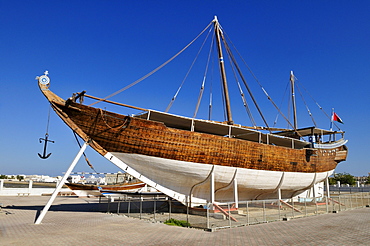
[1, 1, 369, 177]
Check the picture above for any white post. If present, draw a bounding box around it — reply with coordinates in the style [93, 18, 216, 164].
[28, 180, 33, 194]
[0, 179, 3, 191]
[233, 179, 238, 209]
[326, 176, 330, 199]
[210, 169, 215, 209]
[278, 188, 282, 220]
[312, 183, 318, 215]
[35, 142, 88, 224]
[312, 183, 316, 198]
[278, 188, 282, 200]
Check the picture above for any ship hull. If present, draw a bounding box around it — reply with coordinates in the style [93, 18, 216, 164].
[106, 151, 333, 206]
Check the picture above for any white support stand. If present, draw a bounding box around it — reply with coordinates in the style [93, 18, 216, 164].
[35, 141, 88, 224]
[326, 176, 330, 199]
[210, 170, 215, 209]
[233, 179, 238, 209]
[278, 188, 282, 219]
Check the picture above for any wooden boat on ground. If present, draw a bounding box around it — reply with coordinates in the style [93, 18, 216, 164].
[65, 182, 146, 197]
[99, 186, 164, 201]
[38, 16, 347, 207]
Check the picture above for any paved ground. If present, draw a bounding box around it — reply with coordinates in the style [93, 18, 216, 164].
[1, 196, 369, 245]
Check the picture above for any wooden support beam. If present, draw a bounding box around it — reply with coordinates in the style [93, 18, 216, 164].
[213, 203, 238, 222]
[280, 200, 303, 213]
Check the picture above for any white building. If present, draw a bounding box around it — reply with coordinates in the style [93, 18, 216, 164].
[85, 175, 105, 184]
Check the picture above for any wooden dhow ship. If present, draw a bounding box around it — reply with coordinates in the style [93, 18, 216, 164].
[38, 17, 347, 207]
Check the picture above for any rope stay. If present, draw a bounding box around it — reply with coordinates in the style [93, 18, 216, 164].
[72, 131, 101, 176]
[193, 31, 215, 118]
[237, 81, 257, 127]
[90, 21, 213, 107]
[223, 31, 301, 134]
[220, 29, 272, 131]
[223, 36, 258, 127]
[294, 76, 317, 127]
[208, 55, 215, 121]
[223, 37, 256, 127]
[45, 105, 51, 134]
[294, 75, 342, 131]
[166, 23, 214, 113]
[273, 81, 290, 127]
[208, 90, 213, 120]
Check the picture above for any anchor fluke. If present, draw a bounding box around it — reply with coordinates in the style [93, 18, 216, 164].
[38, 152, 52, 159]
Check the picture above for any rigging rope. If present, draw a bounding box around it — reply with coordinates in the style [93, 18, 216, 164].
[208, 53, 215, 121]
[287, 88, 292, 129]
[221, 32, 272, 131]
[166, 23, 213, 113]
[193, 31, 215, 118]
[72, 131, 100, 175]
[90, 21, 213, 107]
[294, 75, 342, 131]
[294, 77, 317, 127]
[224, 32, 300, 134]
[273, 81, 290, 127]
[224, 39, 257, 127]
[45, 106, 51, 134]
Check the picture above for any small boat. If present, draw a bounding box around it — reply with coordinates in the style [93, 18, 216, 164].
[99, 186, 164, 201]
[38, 16, 347, 207]
[65, 182, 146, 197]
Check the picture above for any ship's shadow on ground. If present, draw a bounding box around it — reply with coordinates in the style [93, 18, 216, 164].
[4, 203, 106, 213]
[4, 200, 172, 213]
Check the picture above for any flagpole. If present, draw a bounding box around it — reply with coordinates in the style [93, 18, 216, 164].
[330, 108, 334, 131]
[329, 108, 334, 142]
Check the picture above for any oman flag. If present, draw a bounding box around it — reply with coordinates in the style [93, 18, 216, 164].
[332, 112, 344, 124]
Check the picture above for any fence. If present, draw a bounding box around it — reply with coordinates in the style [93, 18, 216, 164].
[0, 180, 72, 196]
[102, 191, 370, 231]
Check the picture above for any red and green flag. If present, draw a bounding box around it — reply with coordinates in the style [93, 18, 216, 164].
[332, 112, 343, 124]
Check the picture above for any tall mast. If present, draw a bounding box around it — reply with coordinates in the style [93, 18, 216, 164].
[213, 16, 233, 125]
[290, 71, 298, 130]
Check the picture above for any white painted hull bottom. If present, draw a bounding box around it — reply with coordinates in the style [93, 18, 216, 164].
[105, 152, 333, 207]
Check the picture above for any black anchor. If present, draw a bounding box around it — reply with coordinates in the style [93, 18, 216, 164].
[38, 133, 54, 159]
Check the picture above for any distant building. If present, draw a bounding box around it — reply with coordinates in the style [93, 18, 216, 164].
[67, 175, 82, 183]
[3, 172, 136, 185]
[85, 175, 105, 184]
[354, 174, 370, 184]
[24, 175, 60, 182]
[67, 174, 105, 184]
[105, 172, 135, 184]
